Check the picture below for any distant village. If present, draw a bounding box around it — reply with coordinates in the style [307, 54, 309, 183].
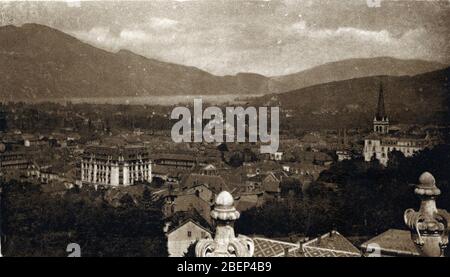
[0, 84, 448, 257]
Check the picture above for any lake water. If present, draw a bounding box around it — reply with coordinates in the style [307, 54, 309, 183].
[46, 94, 262, 106]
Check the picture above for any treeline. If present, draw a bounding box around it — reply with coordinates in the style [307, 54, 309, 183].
[236, 145, 450, 240]
[5, 102, 174, 134]
[1, 182, 167, 257]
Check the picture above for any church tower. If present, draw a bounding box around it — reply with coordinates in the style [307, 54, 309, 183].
[373, 83, 389, 135]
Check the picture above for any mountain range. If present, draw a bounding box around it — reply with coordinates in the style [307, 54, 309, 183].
[0, 23, 447, 101]
[254, 67, 450, 129]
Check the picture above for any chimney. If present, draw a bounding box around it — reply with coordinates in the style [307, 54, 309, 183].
[298, 241, 304, 255]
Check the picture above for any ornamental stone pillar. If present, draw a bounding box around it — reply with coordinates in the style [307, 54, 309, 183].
[195, 191, 254, 257]
[404, 172, 450, 257]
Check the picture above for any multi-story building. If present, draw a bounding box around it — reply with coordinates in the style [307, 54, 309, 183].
[80, 145, 152, 186]
[363, 84, 430, 166]
[0, 144, 30, 173]
[364, 135, 428, 166]
[153, 153, 199, 169]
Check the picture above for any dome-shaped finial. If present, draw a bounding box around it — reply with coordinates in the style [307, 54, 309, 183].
[196, 190, 255, 257]
[215, 191, 234, 207]
[211, 191, 240, 221]
[416, 172, 440, 197]
[419, 172, 435, 187]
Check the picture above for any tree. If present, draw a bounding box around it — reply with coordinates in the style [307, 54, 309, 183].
[228, 152, 244, 168]
[236, 145, 450, 238]
[183, 241, 197, 257]
[2, 180, 168, 257]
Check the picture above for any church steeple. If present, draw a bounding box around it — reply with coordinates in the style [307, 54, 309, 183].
[373, 82, 389, 135]
[376, 83, 386, 121]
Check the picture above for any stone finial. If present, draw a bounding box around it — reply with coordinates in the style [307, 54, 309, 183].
[416, 172, 441, 196]
[195, 191, 254, 257]
[210, 191, 240, 221]
[404, 172, 450, 257]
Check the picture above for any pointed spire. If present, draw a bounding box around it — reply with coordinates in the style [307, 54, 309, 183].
[376, 82, 386, 120]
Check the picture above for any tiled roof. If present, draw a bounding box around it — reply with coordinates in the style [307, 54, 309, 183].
[360, 229, 420, 256]
[271, 171, 289, 181]
[247, 174, 265, 182]
[153, 164, 189, 176]
[181, 173, 229, 193]
[252, 231, 360, 257]
[153, 153, 198, 162]
[166, 210, 212, 235]
[262, 172, 286, 193]
[364, 133, 427, 141]
[236, 199, 258, 212]
[252, 237, 299, 257]
[298, 231, 360, 257]
[83, 144, 150, 161]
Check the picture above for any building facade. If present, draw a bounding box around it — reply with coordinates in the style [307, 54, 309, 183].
[0, 146, 30, 173]
[364, 136, 427, 166]
[153, 153, 198, 169]
[166, 219, 212, 257]
[80, 145, 152, 186]
[363, 84, 428, 166]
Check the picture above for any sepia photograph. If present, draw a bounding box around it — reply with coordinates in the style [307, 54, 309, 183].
[0, 0, 449, 265]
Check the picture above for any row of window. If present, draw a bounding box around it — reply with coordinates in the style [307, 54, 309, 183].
[187, 231, 208, 239]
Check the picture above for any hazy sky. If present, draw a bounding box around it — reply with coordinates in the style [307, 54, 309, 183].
[1, 0, 449, 76]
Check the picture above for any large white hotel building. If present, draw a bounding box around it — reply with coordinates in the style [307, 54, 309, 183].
[81, 145, 152, 186]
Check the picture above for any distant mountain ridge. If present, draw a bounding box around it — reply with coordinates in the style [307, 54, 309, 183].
[272, 57, 446, 93]
[0, 23, 447, 101]
[254, 67, 450, 129]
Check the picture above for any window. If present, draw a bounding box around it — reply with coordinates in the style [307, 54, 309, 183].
[187, 231, 192, 238]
